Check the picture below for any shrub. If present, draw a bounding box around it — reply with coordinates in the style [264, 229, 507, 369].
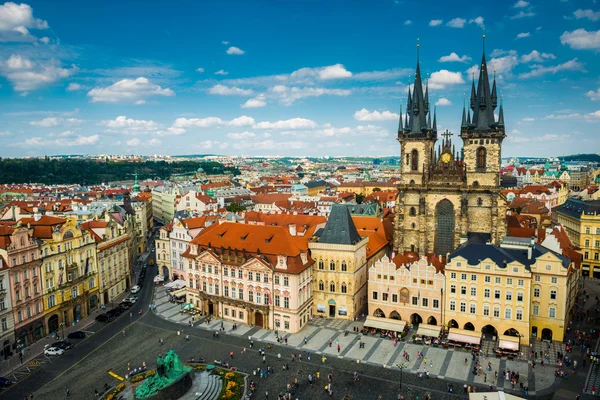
[225, 372, 235, 380]
[226, 381, 237, 390]
[221, 389, 236, 400]
[145, 369, 156, 378]
[131, 374, 145, 383]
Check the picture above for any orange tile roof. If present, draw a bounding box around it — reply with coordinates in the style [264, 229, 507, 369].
[244, 212, 326, 236]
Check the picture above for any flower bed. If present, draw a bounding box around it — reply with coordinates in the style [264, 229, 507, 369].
[216, 368, 243, 400]
[129, 369, 156, 384]
[103, 383, 126, 400]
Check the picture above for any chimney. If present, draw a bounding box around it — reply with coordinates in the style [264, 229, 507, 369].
[289, 224, 297, 236]
[439, 254, 443, 263]
[34, 212, 42, 222]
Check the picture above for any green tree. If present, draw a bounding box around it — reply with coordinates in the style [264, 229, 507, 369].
[226, 202, 245, 212]
[372, 188, 381, 192]
[355, 194, 365, 204]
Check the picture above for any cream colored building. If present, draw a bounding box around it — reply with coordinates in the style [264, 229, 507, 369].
[368, 253, 445, 326]
[151, 185, 179, 224]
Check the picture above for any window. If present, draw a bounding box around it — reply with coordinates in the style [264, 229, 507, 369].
[550, 290, 557, 300]
[449, 300, 456, 311]
[461, 273, 467, 280]
[470, 274, 477, 281]
[545, 264, 551, 271]
[518, 279, 524, 286]
[231, 287, 236, 299]
[275, 295, 280, 307]
[516, 310, 523, 320]
[433, 299, 439, 308]
[470, 304, 476, 314]
[484, 276, 491, 283]
[422, 298, 428, 307]
[318, 281, 324, 291]
[411, 149, 419, 171]
[18, 311, 22, 322]
[255, 273, 261, 282]
[506, 292, 512, 301]
[341, 283, 347, 294]
[248, 291, 254, 302]
[48, 295, 56, 308]
[318, 260, 324, 270]
[476, 147, 486, 169]
[263, 275, 268, 283]
[248, 272, 253, 281]
[450, 272, 456, 279]
[256, 294, 261, 305]
[284, 320, 290, 329]
[505, 308, 512, 319]
[330, 282, 336, 292]
[585, 252, 589, 260]
[208, 266, 212, 274]
[551, 277, 558, 284]
[460, 286, 466, 295]
[485, 264, 491, 270]
[224, 268, 228, 276]
[493, 307, 500, 318]
[329, 261, 335, 271]
[549, 307, 556, 318]
[585, 227, 591, 234]
[372, 292, 378, 300]
[341, 261, 347, 271]
[506, 278, 513, 285]
[239, 290, 243, 300]
[470, 287, 477, 296]
[477, 198, 483, 206]
[483, 305, 490, 316]
[392, 294, 398, 303]
[484, 288, 490, 298]
[409, 207, 416, 216]
[494, 290, 500, 299]
[534, 275, 540, 282]
[224, 286, 229, 297]
[202, 282, 207, 291]
[1, 318, 6, 331]
[238, 270, 243, 279]
[274, 275, 280, 285]
[224, 308, 229, 316]
[450, 284, 456, 294]
[412, 296, 418, 305]
[283, 277, 289, 286]
[460, 302, 466, 313]
[71, 286, 78, 298]
[284, 297, 289, 309]
[495, 277, 501, 284]
[532, 304, 539, 316]
[517, 292, 523, 302]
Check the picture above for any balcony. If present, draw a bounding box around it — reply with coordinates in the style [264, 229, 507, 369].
[0, 288, 6, 296]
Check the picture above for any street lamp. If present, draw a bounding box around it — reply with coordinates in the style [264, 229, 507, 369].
[396, 362, 408, 390]
[59, 322, 65, 340]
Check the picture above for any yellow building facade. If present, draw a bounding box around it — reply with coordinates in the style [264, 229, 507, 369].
[555, 198, 600, 278]
[40, 219, 98, 336]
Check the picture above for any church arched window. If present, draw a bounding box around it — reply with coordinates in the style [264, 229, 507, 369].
[409, 180, 415, 185]
[341, 261, 347, 271]
[406, 154, 410, 166]
[411, 223, 416, 229]
[329, 261, 335, 271]
[411, 150, 419, 171]
[477, 198, 483, 206]
[330, 282, 336, 292]
[341, 282, 347, 293]
[473, 181, 480, 188]
[318, 280, 324, 291]
[409, 207, 416, 216]
[476, 147, 487, 170]
[318, 260, 324, 270]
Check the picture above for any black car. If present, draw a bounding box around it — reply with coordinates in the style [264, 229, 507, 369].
[107, 307, 124, 318]
[67, 331, 86, 339]
[119, 301, 133, 309]
[0, 377, 13, 388]
[95, 314, 112, 322]
[51, 341, 73, 350]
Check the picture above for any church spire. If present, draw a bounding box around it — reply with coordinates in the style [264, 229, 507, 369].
[461, 97, 467, 127]
[491, 67, 498, 110]
[398, 102, 404, 132]
[498, 95, 505, 126]
[472, 33, 495, 130]
[433, 106, 437, 132]
[469, 69, 477, 110]
[467, 108, 471, 125]
[405, 39, 429, 135]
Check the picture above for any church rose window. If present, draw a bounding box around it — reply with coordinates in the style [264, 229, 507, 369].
[435, 199, 454, 256]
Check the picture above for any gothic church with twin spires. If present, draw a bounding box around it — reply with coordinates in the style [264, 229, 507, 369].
[393, 40, 508, 256]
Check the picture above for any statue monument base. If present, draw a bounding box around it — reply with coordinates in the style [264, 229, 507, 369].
[133, 370, 194, 400]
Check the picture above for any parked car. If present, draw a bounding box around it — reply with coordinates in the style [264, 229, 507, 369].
[119, 301, 133, 309]
[51, 341, 73, 350]
[67, 331, 86, 339]
[44, 347, 65, 356]
[131, 285, 140, 294]
[125, 296, 138, 303]
[0, 377, 13, 387]
[95, 314, 112, 323]
[106, 308, 123, 318]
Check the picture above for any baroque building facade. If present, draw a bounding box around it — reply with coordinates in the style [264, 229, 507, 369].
[393, 42, 507, 257]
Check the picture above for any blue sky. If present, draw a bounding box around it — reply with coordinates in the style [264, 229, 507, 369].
[0, 0, 599, 158]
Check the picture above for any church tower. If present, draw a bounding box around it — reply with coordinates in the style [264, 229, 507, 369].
[460, 35, 506, 188]
[397, 43, 437, 186]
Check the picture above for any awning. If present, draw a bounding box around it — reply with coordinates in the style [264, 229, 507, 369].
[498, 335, 519, 351]
[416, 324, 442, 337]
[447, 328, 481, 345]
[469, 392, 525, 400]
[172, 288, 187, 297]
[153, 275, 165, 283]
[363, 316, 407, 332]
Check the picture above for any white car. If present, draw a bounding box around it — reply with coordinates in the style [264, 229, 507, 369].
[131, 285, 140, 294]
[126, 296, 138, 303]
[44, 347, 65, 356]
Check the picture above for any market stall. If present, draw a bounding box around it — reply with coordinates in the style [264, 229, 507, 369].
[496, 335, 520, 357]
[416, 324, 442, 345]
[446, 328, 482, 350]
[362, 316, 407, 338]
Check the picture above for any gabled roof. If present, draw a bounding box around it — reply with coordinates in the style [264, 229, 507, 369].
[316, 204, 362, 245]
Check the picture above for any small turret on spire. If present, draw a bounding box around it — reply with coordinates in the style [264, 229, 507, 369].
[461, 96, 467, 127]
[427, 102, 432, 129]
[470, 68, 477, 110]
[433, 106, 437, 132]
[498, 95, 505, 125]
[398, 102, 404, 132]
[424, 77, 430, 114]
[467, 108, 472, 125]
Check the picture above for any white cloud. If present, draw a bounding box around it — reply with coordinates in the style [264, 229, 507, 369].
[173, 116, 255, 129]
[226, 131, 256, 139]
[510, 11, 535, 19]
[208, 84, 253, 96]
[516, 32, 531, 39]
[254, 118, 317, 130]
[241, 98, 266, 108]
[38, 36, 49, 44]
[574, 9, 600, 22]
[87, 77, 174, 103]
[429, 19, 443, 26]
[196, 67, 205, 73]
[264, 85, 351, 106]
[282, 123, 389, 139]
[12, 134, 98, 148]
[447, 18, 466, 28]
[439, 52, 471, 63]
[100, 116, 159, 134]
[404, 20, 412, 25]
[226, 46, 245, 55]
[232, 139, 306, 151]
[126, 138, 141, 146]
[521, 117, 536, 122]
[560, 29, 600, 51]
[543, 113, 581, 120]
[585, 110, 600, 122]
[519, 58, 585, 78]
[66, 82, 83, 91]
[352, 68, 411, 81]
[290, 64, 352, 81]
[0, 2, 48, 42]
[222, 41, 229, 45]
[513, 0, 529, 7]
[2, 55, 77, 91]
[469, 16, 485, 27]
[586, 88, 600, 101]
[520, 50, 556, 63]
[428, 70, 464, 89]
[30, 117, 82, 127]
[154, 126, 185, 137]
[56, 130, 76, 137]
[215, 70, 228, 75]
[353, 108, 399, 121]
[436, 98, 452, 106]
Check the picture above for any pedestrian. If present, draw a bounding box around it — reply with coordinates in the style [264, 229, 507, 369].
[322, 356, 327, 364]
[329, 339, 332, 347]
[65, 387, 70, 397]
[263, 355, 266, 364]
[304, 337, 308, 345]
[308, 352, 311, 361]
[265, 390, 269, 399]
